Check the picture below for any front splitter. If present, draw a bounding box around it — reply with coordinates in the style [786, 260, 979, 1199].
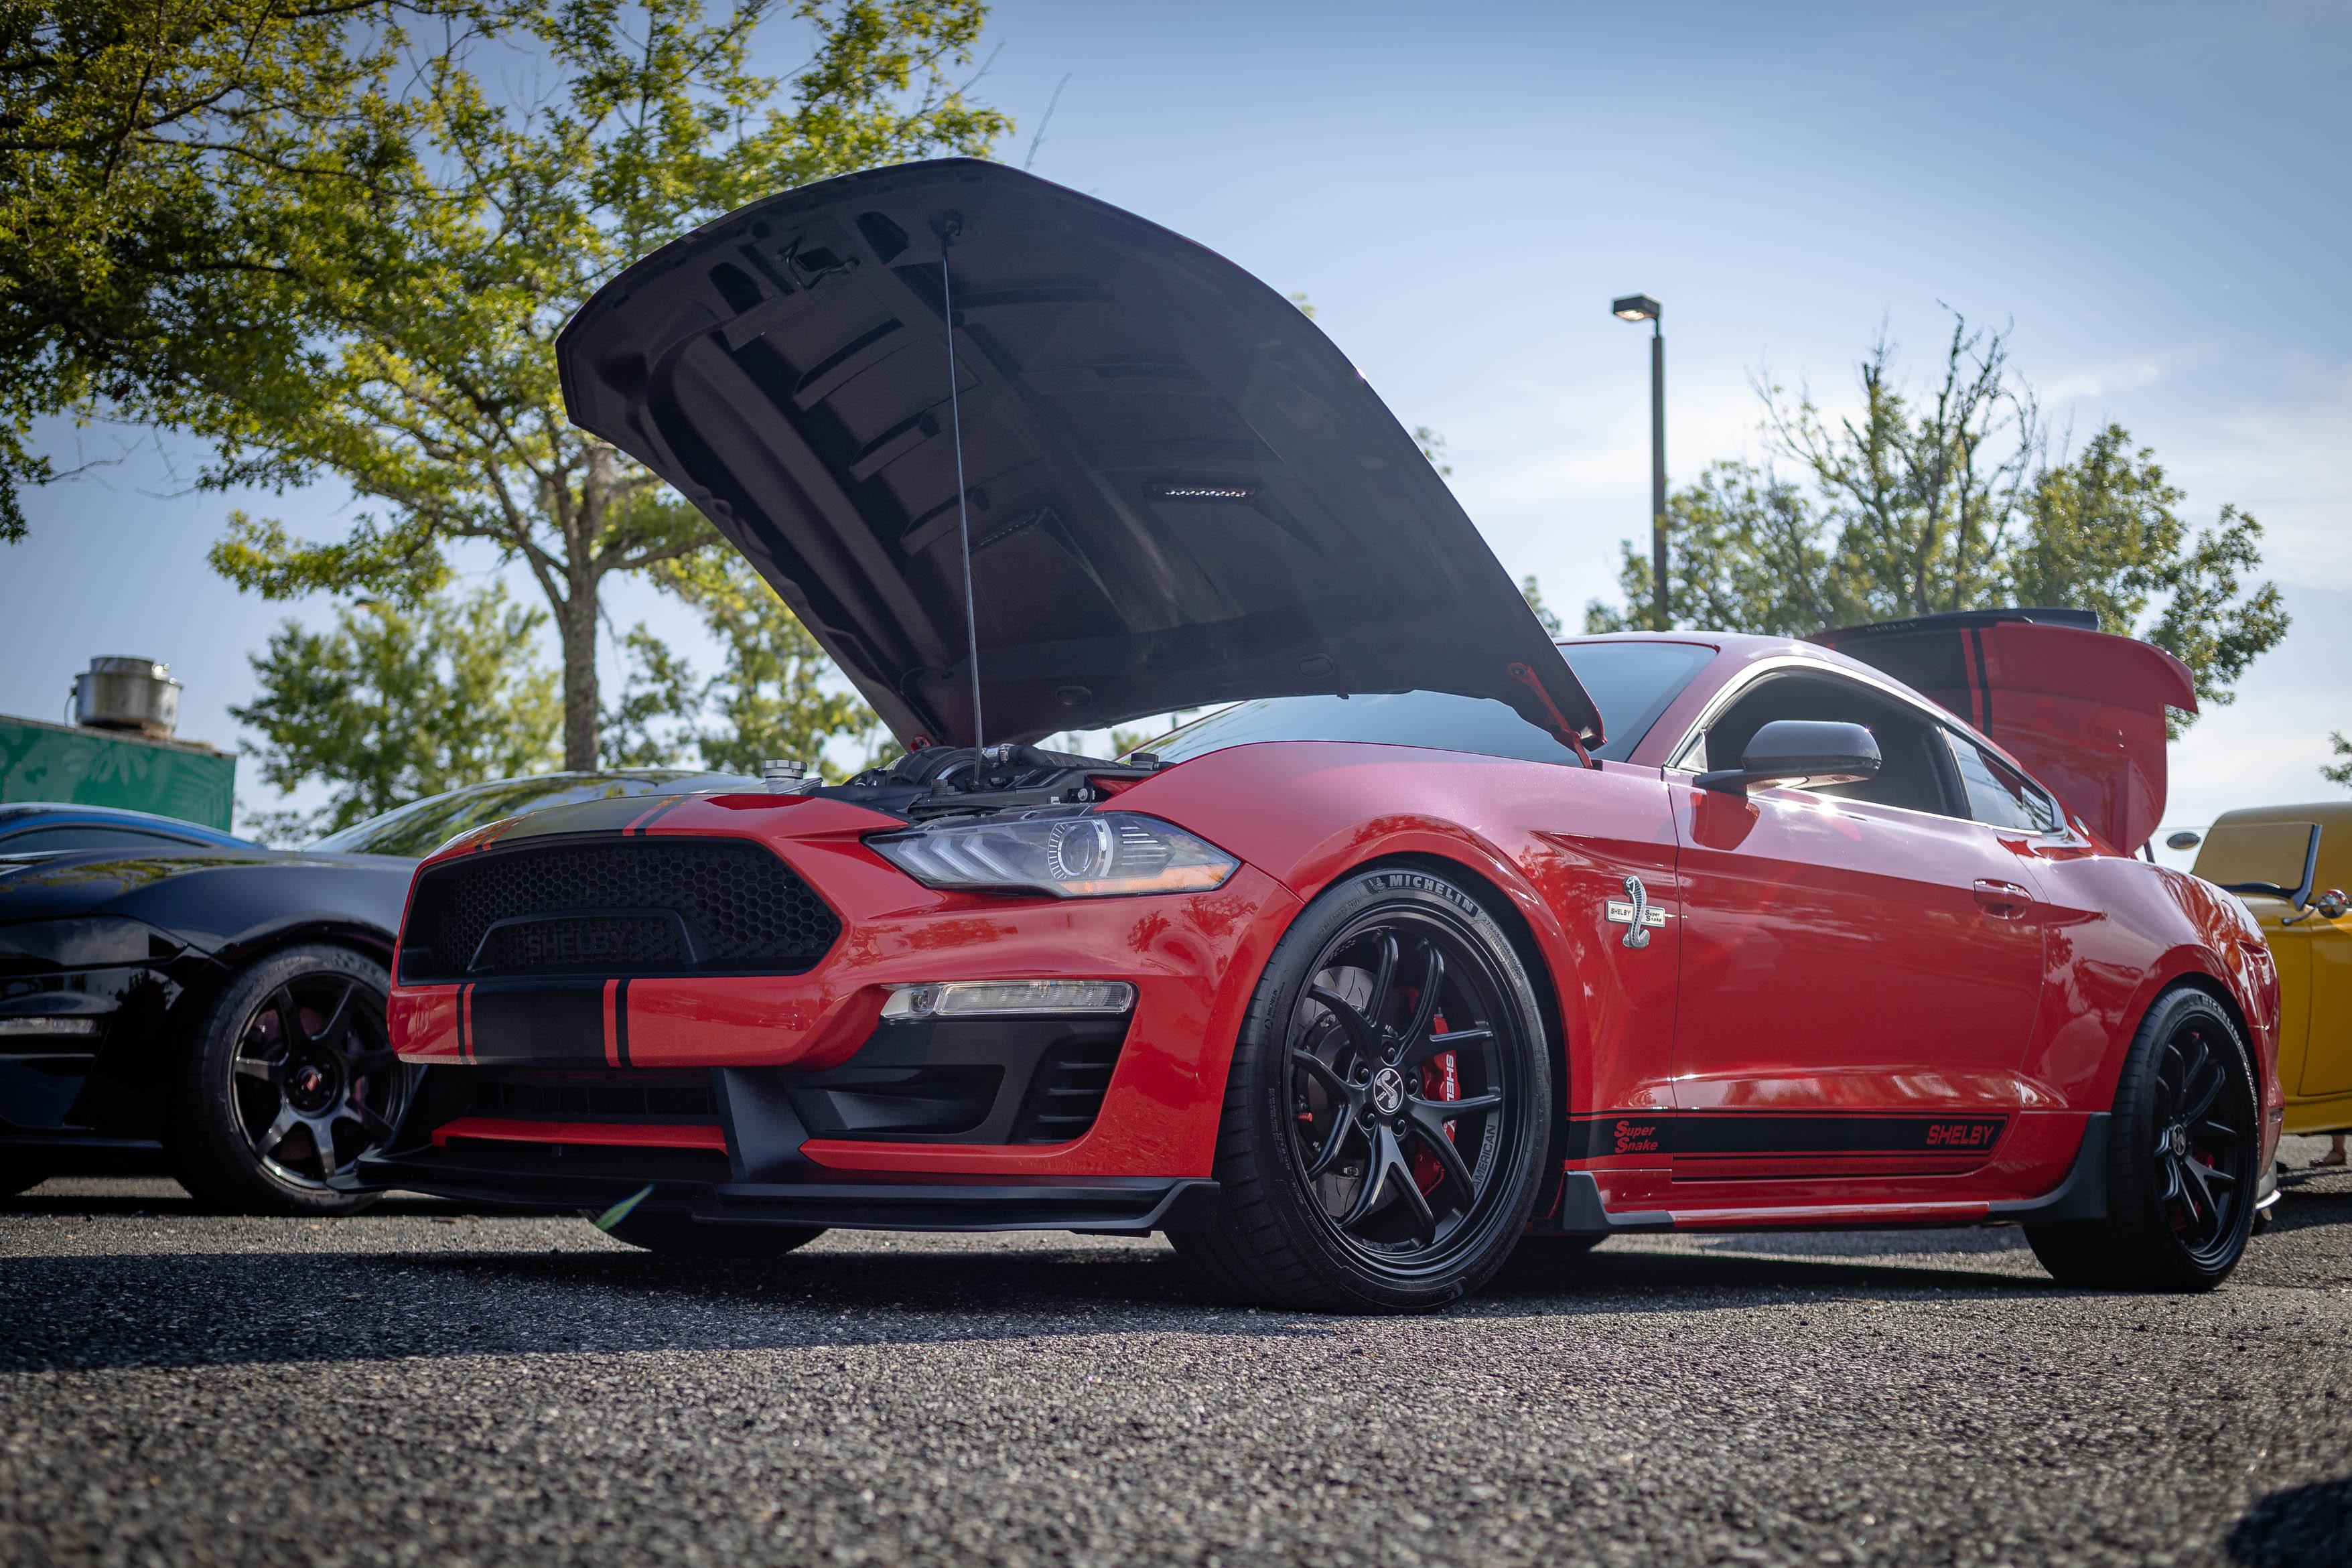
[348, 1152, 1218, 1236]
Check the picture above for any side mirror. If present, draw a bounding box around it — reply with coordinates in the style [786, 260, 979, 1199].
[2316, 889, 2350, 920]
[1696, 719, 1881, 796]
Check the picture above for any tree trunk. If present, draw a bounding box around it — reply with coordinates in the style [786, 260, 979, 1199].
[556, 579, 600, 771]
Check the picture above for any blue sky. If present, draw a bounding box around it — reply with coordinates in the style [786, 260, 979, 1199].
[6, 0, 2348, 856]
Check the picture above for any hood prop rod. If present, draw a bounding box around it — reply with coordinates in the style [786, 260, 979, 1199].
[1508, 662, 1595, 767]
[939, 219, 985, 760]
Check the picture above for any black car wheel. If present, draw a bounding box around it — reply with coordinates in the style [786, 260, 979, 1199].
[1175, 865, 1551, 1313]
[2027, 987, 2259, 1291]
[167, 944, 410, 1216]
[603, 1210, 826, 1258]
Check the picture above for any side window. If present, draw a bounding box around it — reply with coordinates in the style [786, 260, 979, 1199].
[1943, 733, 2059, 833]
[1691, 672, 1955, 817]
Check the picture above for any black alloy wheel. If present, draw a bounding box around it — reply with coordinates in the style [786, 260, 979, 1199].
[2146, 1019, 2255, 1265]
[2027, 987, 2260, 1291]
[168, 944, 410, 1215]
[1176, 866, 1551, 1312]
[1288, 917, 1521, 1265]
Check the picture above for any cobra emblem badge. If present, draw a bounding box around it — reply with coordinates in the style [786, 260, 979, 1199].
[1604, 875, 1669, 950]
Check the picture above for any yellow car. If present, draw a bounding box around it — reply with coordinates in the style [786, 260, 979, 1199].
[2192, 804, 2352, 1137]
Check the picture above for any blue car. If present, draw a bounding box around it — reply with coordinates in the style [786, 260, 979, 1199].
[0, 772, 752, 1212]
[0, 802, 255, 856]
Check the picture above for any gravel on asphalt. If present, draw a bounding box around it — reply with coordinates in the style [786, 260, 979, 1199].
[5, 1138, 2350, 1568]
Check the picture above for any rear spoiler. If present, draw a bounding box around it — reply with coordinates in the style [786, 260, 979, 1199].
[1815, 609, 2196, 853]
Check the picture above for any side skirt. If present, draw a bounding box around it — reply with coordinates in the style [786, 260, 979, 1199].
[1544, 1113, 2114, 1235]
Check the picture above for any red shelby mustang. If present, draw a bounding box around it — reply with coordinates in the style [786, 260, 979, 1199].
[350, 161, 2280, 1312]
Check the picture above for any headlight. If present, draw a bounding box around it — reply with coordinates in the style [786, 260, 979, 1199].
[0, 916, 172, 974]
[868, 811, 1238, 898]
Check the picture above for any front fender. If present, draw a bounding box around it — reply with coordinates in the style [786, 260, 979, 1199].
[124, 862, 408, 954]
[1115, 743, 1683, 1120]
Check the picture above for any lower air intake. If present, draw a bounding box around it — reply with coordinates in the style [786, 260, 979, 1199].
[1012, 1036, 1123, 1143]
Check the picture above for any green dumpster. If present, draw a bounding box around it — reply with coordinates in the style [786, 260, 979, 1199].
[0, 713, 238, 831]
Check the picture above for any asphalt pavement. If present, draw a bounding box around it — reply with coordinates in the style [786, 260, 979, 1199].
[5, 1142, 2351, 1568]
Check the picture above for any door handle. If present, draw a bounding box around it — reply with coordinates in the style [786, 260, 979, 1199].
[1973, 879, 2034, 917]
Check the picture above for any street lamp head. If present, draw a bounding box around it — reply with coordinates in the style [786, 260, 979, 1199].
[1611, 293, 1661, 323]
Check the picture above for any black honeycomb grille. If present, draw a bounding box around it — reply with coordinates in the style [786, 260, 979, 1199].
[401, 837, 839, 982]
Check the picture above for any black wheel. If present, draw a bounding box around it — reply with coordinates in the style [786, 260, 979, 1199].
[1174, 865, 1552, 1313]
[2027, 987, 2259, 1291]
[603, 1210, 825, 1258]
[166, 945, 410, 1216]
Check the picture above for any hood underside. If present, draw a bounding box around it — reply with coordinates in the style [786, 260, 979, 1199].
[558, 158, 1600, 751]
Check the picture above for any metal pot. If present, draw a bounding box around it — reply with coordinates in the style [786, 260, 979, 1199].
[72, 657, 182, 738]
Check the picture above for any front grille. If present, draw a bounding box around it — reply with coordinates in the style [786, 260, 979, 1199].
[401, 837, 840, 982]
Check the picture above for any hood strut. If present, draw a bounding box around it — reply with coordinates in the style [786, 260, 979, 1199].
[939, 219, 985, 756]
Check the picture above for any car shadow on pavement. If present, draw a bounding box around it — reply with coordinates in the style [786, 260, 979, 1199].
[0, 1188, 510, 1219]
[1, 1228, 2077, 1376]
[2260, 1182, 2352, 1235]
[2225, 1476, 2352, 1566]
[1480, 1238, 2049, 1307]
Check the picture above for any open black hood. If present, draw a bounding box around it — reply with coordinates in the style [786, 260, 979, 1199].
[558, 159, 1600, 752]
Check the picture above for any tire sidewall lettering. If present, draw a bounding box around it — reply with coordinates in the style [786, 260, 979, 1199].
[1357, 869, 1485, 926]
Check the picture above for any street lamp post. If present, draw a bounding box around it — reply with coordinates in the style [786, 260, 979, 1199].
[1611, 294, 1667, 627]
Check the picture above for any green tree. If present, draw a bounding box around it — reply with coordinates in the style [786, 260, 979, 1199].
[0, 0, 484, 540]
[2325, 733, 2352, 792]
[594, 551, 886, 776]
[599, 622, 708, 768]
[233, 581, 561, 841]
[655, 553, 883, 778]
[1414, 425, 1452, 477]
[1586, 317, 2287, 727]
[131, 0, 1011, 770]
[1519, 573, 1563, 636]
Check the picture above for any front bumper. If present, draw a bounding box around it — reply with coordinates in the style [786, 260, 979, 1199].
[2, 942, 193, 1143]
[348, 1143, 1217, 1234]
[379, 811, 1302, 1202]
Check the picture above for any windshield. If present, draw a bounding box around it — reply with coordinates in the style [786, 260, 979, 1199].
[2192, 821, 2320, 900]
[1138, 641, 1716, 767]
[1556, 641, 1717, 760]
[312, 772, 717, 859]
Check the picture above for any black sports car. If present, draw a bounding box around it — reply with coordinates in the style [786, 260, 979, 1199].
[0, 770, 752, 1211]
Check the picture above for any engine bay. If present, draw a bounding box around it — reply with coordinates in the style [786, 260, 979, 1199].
[815, 743, 1165, 821]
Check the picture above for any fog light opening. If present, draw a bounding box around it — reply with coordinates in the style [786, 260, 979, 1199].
[881, 980, 1137, 1022]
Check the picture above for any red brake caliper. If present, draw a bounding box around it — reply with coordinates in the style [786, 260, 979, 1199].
[1411, 1011, 1458, 1194]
